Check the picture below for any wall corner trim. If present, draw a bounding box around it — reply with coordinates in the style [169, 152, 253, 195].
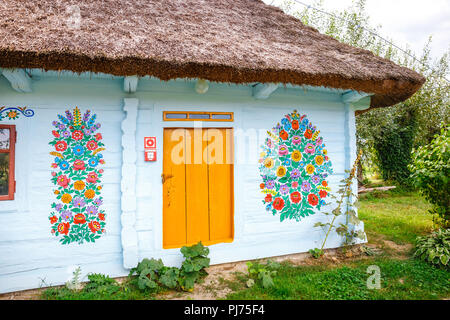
[1, 68, 32, 93]
[120, 98, 139, 269]
[252, 83, 279, 99]
[124, 76, 139, 93]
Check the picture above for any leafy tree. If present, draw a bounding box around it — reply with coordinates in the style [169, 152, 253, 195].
[280, 0, 450, 183]
[409, 125, 450, 227]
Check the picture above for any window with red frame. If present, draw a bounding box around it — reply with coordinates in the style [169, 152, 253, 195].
[0, 125, 16, 200]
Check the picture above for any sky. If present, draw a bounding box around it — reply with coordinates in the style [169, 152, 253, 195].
[263, 0, 450, 61]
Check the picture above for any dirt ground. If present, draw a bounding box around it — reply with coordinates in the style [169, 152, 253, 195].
[0, 244, 384, 300]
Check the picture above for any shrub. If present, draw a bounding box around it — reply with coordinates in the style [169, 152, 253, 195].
[409, 125, 449, 227]
[128, 241, 210, 292]
[246, 260, 281, 288]
[414, 229, 450, 269]
[373, 114, 417, 186]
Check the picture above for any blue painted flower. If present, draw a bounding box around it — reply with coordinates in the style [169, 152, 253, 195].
[299, 124, 306, 132]
[266, 203, 273, 211]
[281, 118, 291, 131]
[97, 153, 103, 159]
[72, 144, 85, 156]
[54, 157, 61, 163]
[283, 159, 291, 166]
[59, 161, 70, 171]
[88, 157, 99, 167]
[299, 161, 306, 168]
[302, 118, 309, 126]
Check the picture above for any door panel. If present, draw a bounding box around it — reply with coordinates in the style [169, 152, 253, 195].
[163, 128, 187, 248]
[185, 128, 210, 244]
[163, 127, 234, 249]
[207, 128, 234, 241]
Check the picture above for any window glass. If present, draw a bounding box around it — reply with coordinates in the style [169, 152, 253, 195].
[189, 113, 210, 120]
[165, 113, 187, 119]
[0, 128, 10, 150]
[0, 153, 9, 196]
[211, 114, 232, 120]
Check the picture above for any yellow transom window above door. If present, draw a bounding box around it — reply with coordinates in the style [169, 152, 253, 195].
[163, 111, 233, 122]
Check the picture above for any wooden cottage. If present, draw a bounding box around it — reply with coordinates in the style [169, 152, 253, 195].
[0, 0, 424, 293]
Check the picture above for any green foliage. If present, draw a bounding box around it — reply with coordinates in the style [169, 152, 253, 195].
[308, 248, 324, 259]
[281, 0, 450, 181]
[65, 266, 82, 291]
[246, 260, 281, 289]
[227, 258, 450, 300]
[128, 241, 210, 292]
[179, 242, 210, 291]
[409, 125, 450, 227]
[372, 108, 417, 186]
[313, 152, 366, 254]
[414, 229, 450, 269]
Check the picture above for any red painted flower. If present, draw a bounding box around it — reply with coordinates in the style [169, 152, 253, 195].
[291, 120, 299, 130]
[50, 216, 58, 224]
[52, 130, 60, 138]
[290, 192, 301, 204]
[265, 194, 273, 203]
[308, 194, 319, 206]
[95, 133, 102, 141]
[73, 159, 85, 171]
[72, 130, 84, 141]
[273, 197, 285, 211]
[319, 190, 328, 198]
[322, 181, 328, 187]
[260, 183, 265, 189]
[304, 129, 313, 139]
[279, 130, 289, 140]
[98, 213, 105, 221]
[86, 140, 98, 151]
[88, 221, 101, 233]
[56, 175, 70, 188]
[73, 213, 86, 224]
[57, 222, 70, 235]
[86, 172, 99, 184]
[55, 140, 68, 152]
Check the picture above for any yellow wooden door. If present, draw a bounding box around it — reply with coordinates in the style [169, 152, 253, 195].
[163, 128, 234, 249]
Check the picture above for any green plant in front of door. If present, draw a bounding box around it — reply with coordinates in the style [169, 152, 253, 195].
[129, 241, 210, 292]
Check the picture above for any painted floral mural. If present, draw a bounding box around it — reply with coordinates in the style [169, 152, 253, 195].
[49, 107, 106, 244]
[0, 106, 34, 121]
[259, 110, 333, 222]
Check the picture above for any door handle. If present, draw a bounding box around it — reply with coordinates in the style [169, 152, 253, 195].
[161, 173, 174, 184]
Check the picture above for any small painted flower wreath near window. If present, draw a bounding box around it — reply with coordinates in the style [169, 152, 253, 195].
[259, 110, 333, 222]
[48, 107, 106, 244]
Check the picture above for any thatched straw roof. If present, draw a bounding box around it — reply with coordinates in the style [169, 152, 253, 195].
[0, 0, 424, 109]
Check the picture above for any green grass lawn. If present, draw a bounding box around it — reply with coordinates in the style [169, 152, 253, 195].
[224, 190, 449, 300]
[358, 190, 434, 244]
[225, 258, 449, 300]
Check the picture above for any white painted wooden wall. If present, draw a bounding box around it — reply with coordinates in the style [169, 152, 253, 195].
[0, 70, 368, 293]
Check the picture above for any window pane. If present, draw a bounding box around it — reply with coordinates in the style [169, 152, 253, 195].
[189, 113, 210, 120]
[211, 114, 232, 120]
[0, 129, 10, 150]
[0, 153, 9, 196]
[165, 113, 187, 119]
